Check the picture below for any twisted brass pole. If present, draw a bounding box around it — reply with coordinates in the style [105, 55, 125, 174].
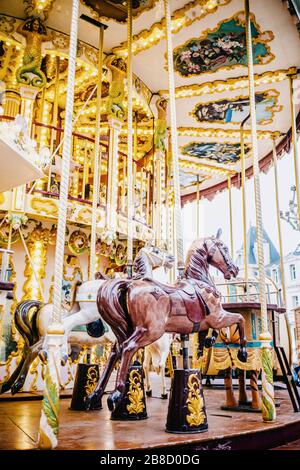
[89, 24, 105, 280]
[164, 0, 184, 278]
[289, 75, 300, 225]
[38, 0, 80, 448]
[127, 0, 133, 278]
[245, 0, 275, 422]
[227, 176, 234, 258]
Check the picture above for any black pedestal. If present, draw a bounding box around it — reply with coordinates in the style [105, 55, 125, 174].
[70, 363, 100, 411]
[110, 364, 147, 421]
[166, 369, 208, 434]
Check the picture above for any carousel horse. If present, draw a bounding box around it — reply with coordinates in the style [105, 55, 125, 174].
[201, 325, 261, 410]
[85, 229, 248, 412]
[0, 246, 174, 395]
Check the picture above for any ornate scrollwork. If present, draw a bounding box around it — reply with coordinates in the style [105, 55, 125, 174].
[186, 373, 205, 427]
[84, 366, 99, 397]
[126, 369, 145, 415]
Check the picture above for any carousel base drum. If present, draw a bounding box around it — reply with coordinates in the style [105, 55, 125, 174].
[110, 363, 148, 421]
[70, 363, 100, 411]
[166, 369, 208, 434]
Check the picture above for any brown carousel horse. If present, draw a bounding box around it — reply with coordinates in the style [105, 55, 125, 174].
[86, 229, 247, 411]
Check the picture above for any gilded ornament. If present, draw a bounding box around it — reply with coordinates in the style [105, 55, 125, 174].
[30, 197, 58, 217]
[84, 366, 99, 396]
[126, 369, 145, 415]
[105, 57, 126, 120]
[186, 373, 205, 427]
[0, 15, 16, 34]
[16, 17, 51, 88]
[159, 68, 297, 99]
[68, 230, 89, 255]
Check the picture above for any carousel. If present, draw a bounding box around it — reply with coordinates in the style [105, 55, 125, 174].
[0, 0, 300, 452]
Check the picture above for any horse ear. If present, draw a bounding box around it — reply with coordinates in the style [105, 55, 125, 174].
[216, 228, 222, 239]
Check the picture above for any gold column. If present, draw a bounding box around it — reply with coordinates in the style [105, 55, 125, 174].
[245, 0, 276, 422]
[2, 88, 21, 118]
[19, 85, 38, 134]
[16, 86, 39, 204]
[22, 234, 47, 301]
[227, 176, 234, 258]
[82, 139, 89, 198]
[154, 98, 167, 247]
[289, 75, 300, 225]
[47, 56, 60, 191]
[106, 117, 122, 235]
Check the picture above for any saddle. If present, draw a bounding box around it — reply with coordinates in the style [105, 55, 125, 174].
[147, 278, 209, 332]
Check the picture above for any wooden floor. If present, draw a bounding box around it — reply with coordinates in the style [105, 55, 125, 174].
[1, 375, 300, 450]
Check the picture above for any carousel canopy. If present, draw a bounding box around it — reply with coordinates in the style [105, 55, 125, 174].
[1, 0, 299, 200]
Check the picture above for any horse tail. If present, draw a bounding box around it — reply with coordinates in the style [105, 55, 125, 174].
[97, 279, 133, 345]
[0, 300, 43, 394]
[14, 300, 43, 348]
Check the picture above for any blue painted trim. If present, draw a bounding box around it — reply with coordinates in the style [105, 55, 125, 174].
[214, 341, 274, 348]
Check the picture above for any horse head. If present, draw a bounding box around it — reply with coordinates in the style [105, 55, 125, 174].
[206, 229, 239, 280]
[142, 245, 175, 270]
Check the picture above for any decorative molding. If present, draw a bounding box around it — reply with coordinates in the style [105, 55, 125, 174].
[159, 68, 297, 98]
[112, 0, 231, 56]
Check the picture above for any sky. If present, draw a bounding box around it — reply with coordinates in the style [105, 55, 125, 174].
[182, 140, 300, 259]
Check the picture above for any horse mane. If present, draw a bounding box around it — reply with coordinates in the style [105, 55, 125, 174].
[133, 250, 152, 279]
[184, 239, 212, 285]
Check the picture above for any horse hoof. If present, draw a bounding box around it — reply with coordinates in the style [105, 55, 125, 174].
[11, 381, 22, 395]
[237, 348, 248, 363]
[107, 390, 122, 412]
[204, 337, 216, 348]
[146, 390, 152, 397]
[39, 350, 48, 364]
[85, 393, 102, 411]
[61, 354, 68, 366]
[161, 393, 168, 400]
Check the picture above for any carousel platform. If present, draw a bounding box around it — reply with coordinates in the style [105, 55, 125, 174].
[1, 374, 300, 451]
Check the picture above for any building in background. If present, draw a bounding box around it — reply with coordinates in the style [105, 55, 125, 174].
[236, 226, 300, 362]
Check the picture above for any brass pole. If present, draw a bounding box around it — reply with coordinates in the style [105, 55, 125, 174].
[240, 121, 249, 294]
[272, 138, 293, 366]
[196, 175, 200, 239]
[126, 0, 134, 277]
[164, 0, 184, 277]
[272, 139, 286, 305]
[289, 75, 300, 225]
[89, 25, 105, 280]
[227, 176, 234, 258]
[47, 56, 60, 191]
[245, 0, 275, 422]
[82, 139, 88, 198]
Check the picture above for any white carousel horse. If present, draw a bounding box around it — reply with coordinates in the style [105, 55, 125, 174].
[143, 333, 173, 399]
[0, 245, 174, 395]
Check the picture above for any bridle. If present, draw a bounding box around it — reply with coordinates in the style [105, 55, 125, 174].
[141, 247, 166, 268]
[206, 239, 234, 271]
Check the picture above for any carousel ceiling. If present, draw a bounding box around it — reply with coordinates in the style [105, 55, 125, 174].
[0, 0, 299, 198]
